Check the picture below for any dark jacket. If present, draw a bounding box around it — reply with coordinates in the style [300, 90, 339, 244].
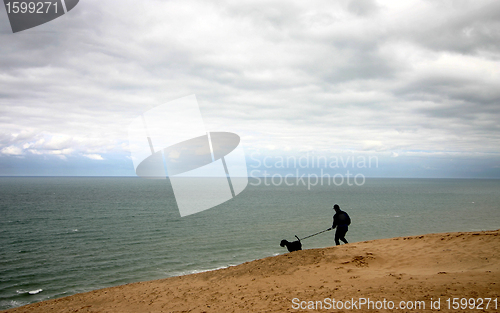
[332, 210, 351, 229]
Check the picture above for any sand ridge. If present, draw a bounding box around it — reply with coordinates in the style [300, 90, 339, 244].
[4, 230, 499, 312]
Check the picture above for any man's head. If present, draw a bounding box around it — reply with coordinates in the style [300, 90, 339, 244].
[333, 204, 340, 212]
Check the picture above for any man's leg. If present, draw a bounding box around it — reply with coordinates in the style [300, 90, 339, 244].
[335, 227, 348, 245]
[334, 231, 341, 245]
[340, 233, 348, 244]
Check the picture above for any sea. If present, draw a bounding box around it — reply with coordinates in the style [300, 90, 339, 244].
[1, 177, 499, 310]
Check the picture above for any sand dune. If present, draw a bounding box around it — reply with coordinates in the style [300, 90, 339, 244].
[4, 230, 499, 312]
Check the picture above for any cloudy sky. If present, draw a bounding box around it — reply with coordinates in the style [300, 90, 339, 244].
[0, 0, 499, 177]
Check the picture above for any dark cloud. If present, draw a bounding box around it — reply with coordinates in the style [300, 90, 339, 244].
[414, 1, 500, 55]
[347, 0, 380, 17]
[354, 1, 500, 60]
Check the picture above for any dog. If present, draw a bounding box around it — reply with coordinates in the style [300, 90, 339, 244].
[280, 235, 302, 252]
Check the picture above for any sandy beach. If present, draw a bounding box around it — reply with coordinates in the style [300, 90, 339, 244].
[4, 230, 499, 313]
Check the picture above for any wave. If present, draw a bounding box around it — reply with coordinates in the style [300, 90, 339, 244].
[0, 300, 28, 310]
[28, 289, 43, 295]
[15, 288, 43, 296]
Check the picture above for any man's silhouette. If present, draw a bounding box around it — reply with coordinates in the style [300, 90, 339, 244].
[331, 204, 350, 245]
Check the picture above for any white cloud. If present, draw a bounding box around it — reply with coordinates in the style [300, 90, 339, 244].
[1, 145, 24, 156]
[83, 154, 104, 160]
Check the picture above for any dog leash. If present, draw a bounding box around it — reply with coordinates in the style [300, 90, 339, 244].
[298, 228, 331, 241]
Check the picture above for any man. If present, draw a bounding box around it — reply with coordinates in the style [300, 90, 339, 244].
[331, 204, 350, 245]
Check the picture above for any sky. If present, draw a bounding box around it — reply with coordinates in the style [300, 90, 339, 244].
[0, 0, 499, 178]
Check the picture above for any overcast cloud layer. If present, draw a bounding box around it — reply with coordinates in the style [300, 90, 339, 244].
[0, 0, 499, 177]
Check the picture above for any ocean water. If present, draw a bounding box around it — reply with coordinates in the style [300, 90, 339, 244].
[0, 177, 499, 310]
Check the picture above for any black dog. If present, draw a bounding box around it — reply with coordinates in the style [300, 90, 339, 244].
[280, 235, 302, 252]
